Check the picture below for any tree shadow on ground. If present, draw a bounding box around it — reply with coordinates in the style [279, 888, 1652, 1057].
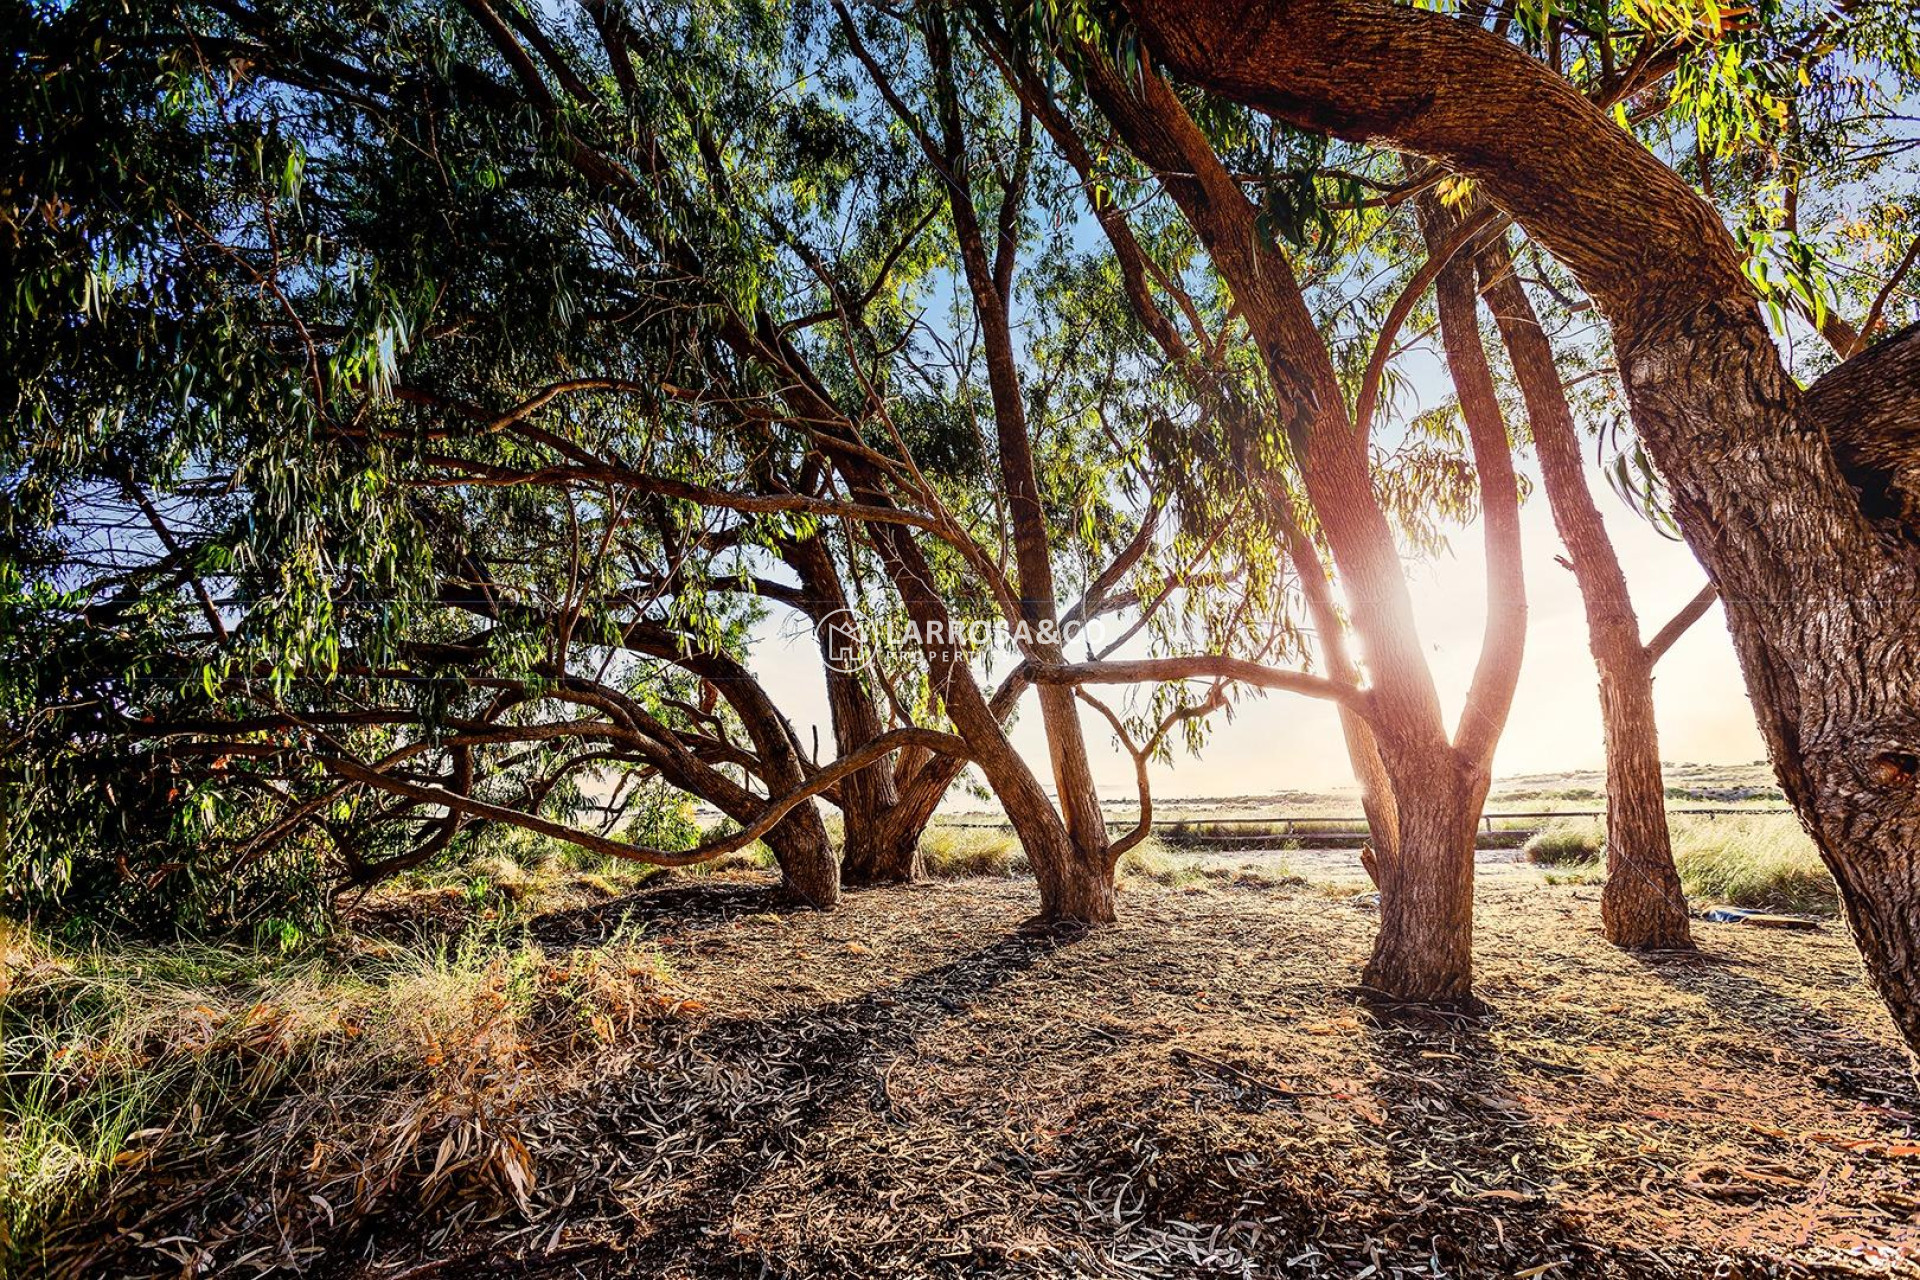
[1626, 943, 1916, 1107]
[390, 929, 1062, 1278]
[1348, 1001, 1632, 1277]
[524, 875, 801, 952]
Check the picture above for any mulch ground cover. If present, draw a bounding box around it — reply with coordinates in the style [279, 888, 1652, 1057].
[73, 873, 1920, 1278]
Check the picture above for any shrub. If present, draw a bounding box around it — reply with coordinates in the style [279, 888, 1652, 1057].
[1522, 818, 1604, 866]
[917, 827, 1026, 879]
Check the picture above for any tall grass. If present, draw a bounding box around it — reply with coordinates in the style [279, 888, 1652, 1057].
[1521, 815, 1835, 914]
[0, 916, 676, 1269]
[917, 826, 1026, 879]
[1115, 838, 1207, 887]
[1670, 816, 1834, 914]
[1521, 818, 1605, 866]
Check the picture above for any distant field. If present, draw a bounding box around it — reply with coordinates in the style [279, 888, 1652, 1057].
[933, 761, 1789, 827]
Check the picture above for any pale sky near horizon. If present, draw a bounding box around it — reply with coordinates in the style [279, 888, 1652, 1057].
[743, 450, 1770, 802]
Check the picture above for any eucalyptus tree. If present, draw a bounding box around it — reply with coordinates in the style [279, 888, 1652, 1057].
[9, 0, 1258, 926]
[4, 0, 937, 916]
[1437, 0, 1920, 952]
[1108, 0, 1920, 1054]
[965, 12, 1530, 1002]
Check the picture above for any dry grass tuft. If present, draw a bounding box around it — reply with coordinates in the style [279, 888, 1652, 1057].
[0, 917, 679, 1274]
[1519, 815, 1836, 914]
[1116, 838, 1208, 888]
[917, 826, 1027, 879]
[1521, 817, 1605, 866]
[1672, 815, 1835, 914]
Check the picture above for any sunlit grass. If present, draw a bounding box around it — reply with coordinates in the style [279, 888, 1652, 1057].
[0, 915, 676, 1269]
[917, 826, 1027, 879]
[1521, 815, 1835, 914]
[1522, 818, 1606, 866]
[1671, 816, 1834, 914]
[1115, 837, 1206, 887]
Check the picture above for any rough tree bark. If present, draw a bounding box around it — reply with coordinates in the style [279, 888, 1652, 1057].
[780, 533, 923, 884]
[1118, 0, 1920, 1054]
[1477, 234, 1692, 950]
[1076, 53, 1529, 1000]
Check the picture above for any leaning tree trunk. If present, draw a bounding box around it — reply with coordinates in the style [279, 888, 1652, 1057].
[920, 13, 1115, 919]
[862, 515, 1115, 924]
[1477, 236, 1692, 950]
[621, 621, 841, 909]
[1118, 0, 1920, 1054]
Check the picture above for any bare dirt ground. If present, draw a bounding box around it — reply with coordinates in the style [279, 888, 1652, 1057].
[78, 869, 1920, 1279]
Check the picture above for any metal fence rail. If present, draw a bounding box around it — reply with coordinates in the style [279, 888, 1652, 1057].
[935, 806, 1793, 836]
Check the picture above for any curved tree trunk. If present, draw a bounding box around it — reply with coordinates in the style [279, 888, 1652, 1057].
[911, 12, 1114, 919]
[1118, 0, 1920, 1054]
[1477, 236, 1693, 951]
[619, 621, 841, 909]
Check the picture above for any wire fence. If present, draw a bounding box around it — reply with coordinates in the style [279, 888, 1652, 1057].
[932, 806, 1794, 840]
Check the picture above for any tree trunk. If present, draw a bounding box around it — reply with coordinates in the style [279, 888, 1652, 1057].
[927, 15, 1112, 885]
[1477, 236, 1692, 950]
[1078, 53, 1517, 995]
[779, 533, 923, 886]
[1364, 753, 1484, 1003]
[916, 16, 1114, 919]
[1116, 0, 1920, 1053]
[762, 807, 841, 909]
[839, 804, 924, 885]
[1594, 649, 1691, 947]
[1356, 194, 1527, 1005]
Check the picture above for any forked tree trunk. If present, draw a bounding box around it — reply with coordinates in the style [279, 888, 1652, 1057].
[916, 13, 1115, 919]
[1477, 237, 1692, 950]
[1118, 0, 1920, 1054]
[1075, 54, 1527, 995]
[1353, 192, 1530, 1004]
[751, 348, 1112, 921]
[861, 515, 1114, 923]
